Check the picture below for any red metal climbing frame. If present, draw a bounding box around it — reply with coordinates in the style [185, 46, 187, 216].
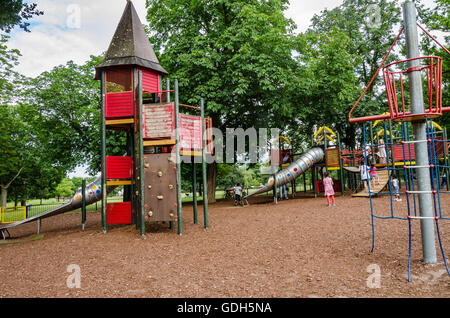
[348, 24, 450, 124]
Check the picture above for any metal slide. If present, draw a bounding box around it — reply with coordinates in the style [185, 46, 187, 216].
[245, 147, 325, 198]
[0, 176, 117, 230]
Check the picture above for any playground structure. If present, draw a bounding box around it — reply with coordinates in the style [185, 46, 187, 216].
[245, 125, 376, 201]
[348, 2, 450, 281]
[0, 1, 213, 238]
[95, 1, 214, 236]
[245, 126, 355, 201]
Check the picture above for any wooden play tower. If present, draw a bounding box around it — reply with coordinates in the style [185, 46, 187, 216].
[94, 1, 213, 236]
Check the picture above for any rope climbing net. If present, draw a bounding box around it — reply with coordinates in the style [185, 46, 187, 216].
[362, 119, 450, 282]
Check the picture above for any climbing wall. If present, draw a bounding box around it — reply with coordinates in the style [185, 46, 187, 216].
[143, 153, 178, 222]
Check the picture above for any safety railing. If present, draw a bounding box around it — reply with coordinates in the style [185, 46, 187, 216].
[0, 207, 27, 224]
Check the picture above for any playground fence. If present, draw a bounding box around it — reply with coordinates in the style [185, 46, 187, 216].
[0, 207, 26, 224]
[26, 203, 66, 218]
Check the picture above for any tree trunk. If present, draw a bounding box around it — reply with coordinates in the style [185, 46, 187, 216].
[21, 199, 26, 207]
[0, 186, 7, 208]
[207, 162, 217, 203]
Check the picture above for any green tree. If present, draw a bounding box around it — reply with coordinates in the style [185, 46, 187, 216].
[146, 0, 299, 202]
[304, 0, 408, 149]
[53, 178, 74, 201]
[0, 105, 27, 207]
[0, 0, 43, 33]
[421, 0, 449, 127]
[0, 34, 23, 105]
[25, 58, 100, 171]
[288, 27, 361, 150]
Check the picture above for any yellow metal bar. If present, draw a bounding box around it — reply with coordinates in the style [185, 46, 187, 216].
[373, 129, 391, 140]
[315, 134, 335, 145]
[314, 126, 337, 139]
[180, 150, 202, 156]
[106, 180, 133, 186]
[143, 139, 176, 146]
[0, 207, 26, 223]
[105, 118, 135, 125]
[279, 135, 291, 145]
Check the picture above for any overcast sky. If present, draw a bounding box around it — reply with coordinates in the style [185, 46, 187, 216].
[6, 0, 439, 177]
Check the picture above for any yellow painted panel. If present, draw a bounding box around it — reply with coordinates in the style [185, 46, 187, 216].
[106, 118, 134, 125]
[143, 139, 176, 146]
[106, 180, 133, 186]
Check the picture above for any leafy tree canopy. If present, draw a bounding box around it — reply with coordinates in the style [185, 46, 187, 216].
[0, 0, 43, 33]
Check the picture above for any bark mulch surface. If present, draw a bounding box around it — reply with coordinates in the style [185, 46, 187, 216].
[1, 191, 449, 298]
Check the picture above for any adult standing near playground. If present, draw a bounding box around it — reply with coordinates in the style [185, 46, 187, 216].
[378, 138, 387, 164]
[234, 183, 242, 205]
[278, 183, 288, 200]
[359, 160, 370, 189]
[441, 172, 447, 188]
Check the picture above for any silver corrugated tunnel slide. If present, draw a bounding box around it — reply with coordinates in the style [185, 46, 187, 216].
[0, 175, 117, 231]
[245, 147, 325, 198]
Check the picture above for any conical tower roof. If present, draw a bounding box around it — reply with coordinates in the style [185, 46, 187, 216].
[95, 0, 167, 79]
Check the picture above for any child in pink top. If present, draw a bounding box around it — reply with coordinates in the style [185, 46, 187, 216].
[323, 172, 335, 207]
[370, 164, 379, 187]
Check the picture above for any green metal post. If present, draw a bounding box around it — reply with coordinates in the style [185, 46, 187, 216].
[133, 68, 139, 230]
[388, 119, 399, 185]
[192, 160, 198, 224]
[369, 123, 375, 165]
[138, 71, 145, 236]
[323, 129, 328, 173]
[166, 78, 171, 103]
[273, 173, 277, 204]
[201, 98, 209, 229]
[337, 133, 345, 196]
[303, 171, 306, 193]
[81, 179, 86, 230]
[166, 78, 174, 229]
[445, 127, 449, 191]
[126, 131, 135, 224]
[175, 79, 183, 235]
[312, 167, 317, 197]
[101, 70, 107, 234]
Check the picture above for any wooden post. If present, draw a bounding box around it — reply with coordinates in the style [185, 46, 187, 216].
[201, 98, 209, 229]
[192, 160, 198, 224]
[81, 179, 86, 230]
[175, 79, 183, 235]
[138, 71, 146, 236]
[101, 70, 107, 234]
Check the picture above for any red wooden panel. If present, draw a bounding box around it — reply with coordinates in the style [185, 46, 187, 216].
[393, 144, 416, 162]
[106, 156, 133, 179]
[107, 202, 132, 225]
[142, 103, 175, 139]
[105, 92, 134, 118]
[178, 114, 203, 150]
[139, 68, 160, 93]
[431, 136, 444, 159]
